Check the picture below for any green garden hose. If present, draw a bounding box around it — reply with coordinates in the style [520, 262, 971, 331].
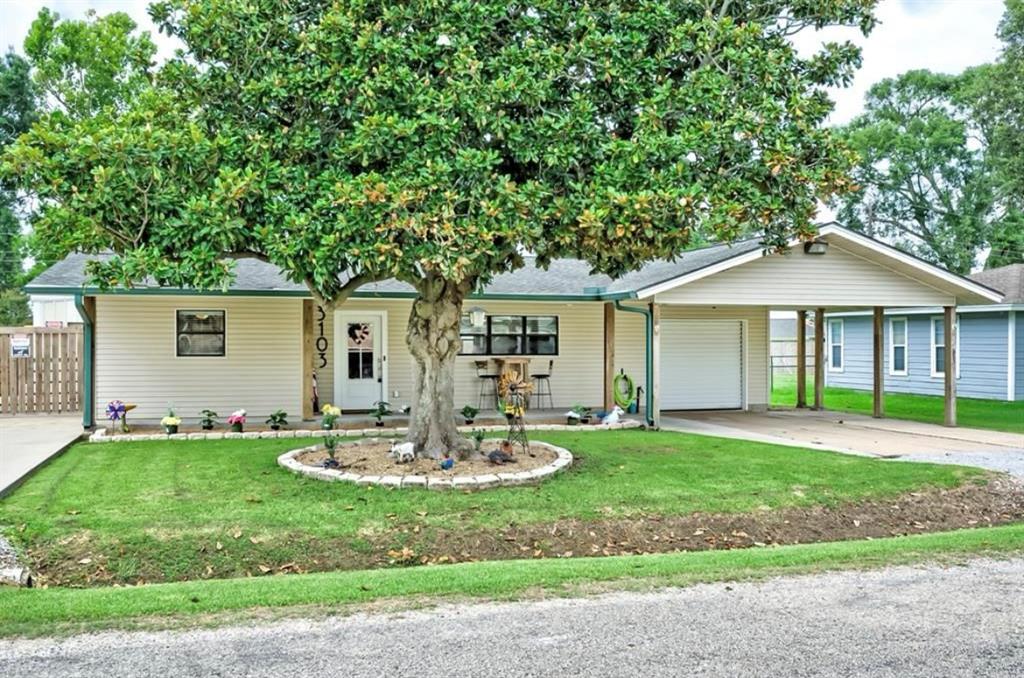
[613, 372, 636, 409]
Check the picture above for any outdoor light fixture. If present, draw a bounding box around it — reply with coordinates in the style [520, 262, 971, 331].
[803, 240, 829, 255]
[468, 305, 487, 328]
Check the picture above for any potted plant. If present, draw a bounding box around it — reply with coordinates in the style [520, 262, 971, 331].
[227, 409, 246, 433]
[566, 404, 589, 426]
[322, 434, 341, 469]
[266, 410, 288, 431]
[321, 403, 341, 430]
[470, 428, 485, 452]
[461, 404, 479, 425]
[161, 408, 182, 435]
[371, 400, 392, 427]
[199, 409, 218, 431]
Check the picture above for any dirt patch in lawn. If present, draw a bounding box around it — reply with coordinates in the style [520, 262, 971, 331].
[20, 476, 1024, 588]
[293, 440, 558, 477]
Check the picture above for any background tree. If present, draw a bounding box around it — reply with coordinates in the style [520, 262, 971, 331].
[4, 0, 876, 455]
[831, 70, 995, 275]
[963, 0, 1024, 267]
[0, 51, 37, 325]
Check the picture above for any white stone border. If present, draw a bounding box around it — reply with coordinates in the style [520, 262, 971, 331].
[88, 419, 643, 443]
[276, 438, 575, 490]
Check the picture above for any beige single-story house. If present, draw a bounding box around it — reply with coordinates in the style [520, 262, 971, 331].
[25, 223, 1002, 429]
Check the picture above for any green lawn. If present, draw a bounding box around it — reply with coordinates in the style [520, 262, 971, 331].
[2, 523, 1023, 638]
[0, 430, 982, 588]
[771, 374, 1024, 434]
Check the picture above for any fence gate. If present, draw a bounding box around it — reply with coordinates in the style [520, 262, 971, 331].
[0, 326, 83, 414]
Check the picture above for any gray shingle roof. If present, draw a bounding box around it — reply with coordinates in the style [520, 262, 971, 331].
[27, 238, 764, 299]
[970, 264, 1024, 304]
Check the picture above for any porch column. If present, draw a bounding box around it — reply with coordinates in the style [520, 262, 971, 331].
[650, 302, 661, 428]
[872, 306, 885, 418]
[603, 302, 615, 412]
[813, 308, 825, 410]
[795, 310, 807, 408]
[944, 305, 957, 427]
[301, 300, 315, 420]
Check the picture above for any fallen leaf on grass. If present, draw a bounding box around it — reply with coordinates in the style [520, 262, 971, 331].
[232, 529, 242, 539]
[258, 565, 272, 574]
[216, 541, 224, 551]
[77, 557, 92, 565]
[249, 537, 261, 545]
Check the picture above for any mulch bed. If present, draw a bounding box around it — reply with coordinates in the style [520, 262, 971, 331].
[21, 476, 1024, 587]
[294, 440, 557, 476]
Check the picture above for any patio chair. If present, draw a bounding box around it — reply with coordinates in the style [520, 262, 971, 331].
[474, 360, 500, 409]
[531, 359, 554, 409]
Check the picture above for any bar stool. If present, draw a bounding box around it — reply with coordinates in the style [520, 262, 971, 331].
[530, 359, 554, 409]
[474, 360, 500, 409]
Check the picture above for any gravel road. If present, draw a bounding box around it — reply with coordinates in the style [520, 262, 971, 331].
[3, 557, 1023, 677]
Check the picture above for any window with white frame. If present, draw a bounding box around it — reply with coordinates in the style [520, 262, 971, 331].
[176, 310, 225, 357]
[889, 318, 908, 375]
[930, 316, 960, 377]
[827, 319, 844, 371]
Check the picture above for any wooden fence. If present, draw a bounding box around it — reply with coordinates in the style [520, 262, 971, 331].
[0, 326, 83, 414]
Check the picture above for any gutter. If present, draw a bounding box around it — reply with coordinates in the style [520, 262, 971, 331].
[613, 299, 655, 427]
[72, 293, 95, 429]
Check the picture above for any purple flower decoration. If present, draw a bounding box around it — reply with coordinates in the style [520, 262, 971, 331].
[106, 400, 126, 422]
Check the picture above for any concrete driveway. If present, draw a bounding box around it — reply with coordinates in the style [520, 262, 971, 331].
[0, 415, 84, 496]
[663, 409, 1024, 477]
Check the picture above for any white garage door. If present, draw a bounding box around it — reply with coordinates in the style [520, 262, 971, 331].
[660, 319, 744, 410]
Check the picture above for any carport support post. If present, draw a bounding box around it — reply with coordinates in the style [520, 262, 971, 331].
[813, 308, 825, 410]
[603, 302, 615, 412]
[872, 307, 885, 418]
[944, 305, 957, 427]
[795, 310, 807, 408]
[301, 300, 315, 420]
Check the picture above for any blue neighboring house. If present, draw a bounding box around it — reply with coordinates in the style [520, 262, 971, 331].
[826, 263, 1023, 402]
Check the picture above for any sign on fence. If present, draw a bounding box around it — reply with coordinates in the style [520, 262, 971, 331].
[10, 335, 30, 358]
[0, 326, 83, 414]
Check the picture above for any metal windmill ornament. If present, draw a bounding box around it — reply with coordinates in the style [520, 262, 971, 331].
[500, 375, 532, 455]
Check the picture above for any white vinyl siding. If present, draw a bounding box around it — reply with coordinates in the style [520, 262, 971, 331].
[94, 295, 302, 420]
[654, 244, 956, 307]
[889, 317, 908, 375]
[827, 319, 844, 372]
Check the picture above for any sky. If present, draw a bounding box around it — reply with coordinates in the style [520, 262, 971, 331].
[0, 0, 1009, 126]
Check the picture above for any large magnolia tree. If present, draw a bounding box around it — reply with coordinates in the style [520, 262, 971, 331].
[4, 1, 875, 456]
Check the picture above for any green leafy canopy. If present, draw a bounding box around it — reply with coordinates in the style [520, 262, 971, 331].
[3, 1, 876, 304]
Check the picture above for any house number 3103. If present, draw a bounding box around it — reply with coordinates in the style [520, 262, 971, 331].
[316, 306, 328, 368]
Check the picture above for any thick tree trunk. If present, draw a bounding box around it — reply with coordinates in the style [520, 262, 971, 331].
[406, 274, 475, 459]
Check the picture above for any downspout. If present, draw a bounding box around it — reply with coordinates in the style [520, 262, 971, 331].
[73, 293, 94, 429]
[613, 300, 655, 426]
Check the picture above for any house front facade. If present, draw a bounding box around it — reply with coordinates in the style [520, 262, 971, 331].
[825, 264, 1024, 402]
[25, 223, 1002, 428]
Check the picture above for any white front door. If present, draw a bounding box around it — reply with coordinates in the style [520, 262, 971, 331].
[334, 311, 387, 410]
[660, 319, 744, 410]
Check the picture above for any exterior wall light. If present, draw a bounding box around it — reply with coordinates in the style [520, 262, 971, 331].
[803, 240, 829, 255]
[467, 306, 487, 328]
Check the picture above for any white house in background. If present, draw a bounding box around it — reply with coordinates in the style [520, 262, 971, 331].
[28, 294, 82, 327]
[23, 223, 1002, 429]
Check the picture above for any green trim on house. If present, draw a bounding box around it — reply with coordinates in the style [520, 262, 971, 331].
[614, 300, 655, 426]
[72, 293, 95, 429]
[25, 285, 639, 303]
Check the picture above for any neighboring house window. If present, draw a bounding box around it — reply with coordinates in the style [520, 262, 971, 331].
[176, 310, 225, 357]
[827, 319, 843, 371]
[930, 316, 960, 378]
[459, 314, 558, 355]
[889, 318, 908, 375]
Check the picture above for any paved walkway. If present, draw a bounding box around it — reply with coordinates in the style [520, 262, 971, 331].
[2, 557, 1022, 677]
[0, 415, 83, 496]
[663, 409, 1024, 477]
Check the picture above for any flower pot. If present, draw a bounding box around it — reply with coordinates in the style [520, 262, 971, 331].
[322, 421, 334, 430]
[580, 417, 591, 425]
[201, 423, 213, 431]
[567, 418, 578, 426]
[375, 421, 384, 427]
[231, 423, 243, 433]
[270, 424, 281, 431]
[164, 425, 178, 435]
[464, 419, 474, 425]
